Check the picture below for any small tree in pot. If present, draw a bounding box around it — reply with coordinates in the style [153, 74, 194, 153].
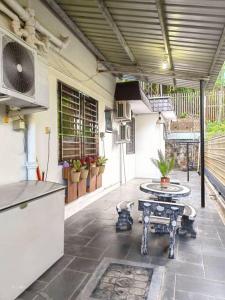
[97, 156, 108, 175]
[151, 150, 175, 188]
[71, 160, 82, 183]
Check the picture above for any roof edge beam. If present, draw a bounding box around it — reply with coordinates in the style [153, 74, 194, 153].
[155, 0, 176, 86]
[208, 25, 225, 75]
[41, 0, 109, 64]
[96, 0, 136, 64]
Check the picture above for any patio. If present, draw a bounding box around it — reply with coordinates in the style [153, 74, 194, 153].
[19, 171, 225, 300]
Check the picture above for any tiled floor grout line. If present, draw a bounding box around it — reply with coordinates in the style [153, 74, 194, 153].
[68, 273, 89, 300]
[37, 255, 76, 294]
[175, 288, 225, 300]
[173, 273, 176, 300]
[175, 272, 225, 284]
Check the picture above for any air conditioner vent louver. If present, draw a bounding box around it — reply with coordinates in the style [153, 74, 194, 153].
[115, 124, 131, 143]
[115, 101, 132, 121]
[3, 39, 34, 95]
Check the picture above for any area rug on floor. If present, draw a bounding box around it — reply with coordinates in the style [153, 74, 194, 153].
[77, 258, 165, 300]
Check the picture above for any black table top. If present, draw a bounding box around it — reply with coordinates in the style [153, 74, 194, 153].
[140, 182, 191, 198]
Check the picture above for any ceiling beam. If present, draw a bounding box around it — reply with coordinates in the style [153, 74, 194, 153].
[98, 69, 209, 82]
[41, 0, 109, 65]
[155, 0, 176, 86]
[96, 0, 136, 64]
[98, 61, 209, 80]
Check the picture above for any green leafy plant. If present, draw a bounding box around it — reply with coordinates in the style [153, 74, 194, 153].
[72, 159, 82, 172]
[151, 150, 175, 178]
[179, 112, 188, 119]
[97, 156, 108, 166]
[206, 120, 225, 139]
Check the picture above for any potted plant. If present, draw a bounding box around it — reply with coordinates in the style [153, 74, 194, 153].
[70, 159, 82, 183]
[151, 150, 175, 188]
[86, 156, 99, 177]
[97, 156, 108, 174]
[80, 159, 89, 180]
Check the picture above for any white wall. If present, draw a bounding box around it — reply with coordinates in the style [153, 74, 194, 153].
[135, 114, 165, 179]
[0, 106, 26, 184]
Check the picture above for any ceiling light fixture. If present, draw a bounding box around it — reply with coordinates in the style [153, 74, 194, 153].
[156, 112, 165, 125]
[162, 55, 169, 70]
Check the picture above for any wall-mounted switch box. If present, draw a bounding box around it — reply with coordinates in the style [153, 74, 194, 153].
[12, 119, 25, 131]
[45, 127, 51, 134]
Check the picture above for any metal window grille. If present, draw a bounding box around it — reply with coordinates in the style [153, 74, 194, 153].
[58, 81, 99, 162]
[126, 117, 135, 154]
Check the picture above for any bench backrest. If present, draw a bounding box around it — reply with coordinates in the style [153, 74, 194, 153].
[138, 199, 185, 218]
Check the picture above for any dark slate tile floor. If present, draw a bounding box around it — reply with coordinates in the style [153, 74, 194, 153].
[17, 172, 225, 300]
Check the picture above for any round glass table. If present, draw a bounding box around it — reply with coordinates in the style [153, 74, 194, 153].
[140, 182, 191, 201]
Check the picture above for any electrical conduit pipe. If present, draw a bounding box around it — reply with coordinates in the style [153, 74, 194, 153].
[0, 2, 20, 22]
[2, 0, 69, 49]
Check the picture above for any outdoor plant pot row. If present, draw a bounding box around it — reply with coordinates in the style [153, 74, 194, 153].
[63, 166, 104, 203]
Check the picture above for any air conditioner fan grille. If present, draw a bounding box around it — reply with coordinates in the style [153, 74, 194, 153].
[3, 41, 34, 94]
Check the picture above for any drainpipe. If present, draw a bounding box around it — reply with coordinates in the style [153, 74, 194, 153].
[25, 115, 37, 180]
[2, 0, 69, 49]
[0, 2, 19, 22]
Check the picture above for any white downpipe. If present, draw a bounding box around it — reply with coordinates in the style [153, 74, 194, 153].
[2, 0, 68, 49]
[0, 2, 19, 21]
[26, 115, 37, 180]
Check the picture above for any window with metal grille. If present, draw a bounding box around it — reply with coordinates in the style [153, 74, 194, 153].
[58, 81, 99, 162]
[126, 117, 135, 154]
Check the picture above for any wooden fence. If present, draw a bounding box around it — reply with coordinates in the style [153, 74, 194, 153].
[169, 91, 225, 122]
[205, 135, 225, 188]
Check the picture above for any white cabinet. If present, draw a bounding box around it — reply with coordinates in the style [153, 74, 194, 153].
[0, 189, 65, 300]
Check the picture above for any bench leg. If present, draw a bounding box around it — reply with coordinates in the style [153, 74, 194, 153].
[168, 221, 177, 259]
[141, 209, 150, 255]
[180, 216, 197, 238]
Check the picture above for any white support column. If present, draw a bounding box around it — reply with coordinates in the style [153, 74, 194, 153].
[26, 114, 37, 180]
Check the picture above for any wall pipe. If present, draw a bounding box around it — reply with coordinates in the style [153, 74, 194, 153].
[2, 0, 68, 49]
[0, 2, 19, 22]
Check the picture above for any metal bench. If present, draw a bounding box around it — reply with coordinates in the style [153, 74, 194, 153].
[116, 201, 134, 232]
[139, 199, 185, 259]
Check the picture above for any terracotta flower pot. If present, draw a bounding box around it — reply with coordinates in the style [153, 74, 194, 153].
[98, 165, 105, 175]
[70, 170, 81, 183]
[90, 166, 99, 177]
[160, 176, 170, 188]
[63, 167, 70, 179]
[80, 169, 89, 180]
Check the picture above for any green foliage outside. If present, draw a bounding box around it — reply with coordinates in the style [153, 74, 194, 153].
[206, 120, 225, 139]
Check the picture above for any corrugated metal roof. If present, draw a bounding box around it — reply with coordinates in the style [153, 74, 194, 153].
[50, 0, 225, 89]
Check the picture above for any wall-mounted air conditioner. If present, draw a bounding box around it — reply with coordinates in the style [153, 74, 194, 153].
[0, 28, 48, 110]
[116, 124, 131, 143]
[115, 101, 132, 121]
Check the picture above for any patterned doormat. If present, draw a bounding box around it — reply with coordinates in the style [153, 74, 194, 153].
[77, 258, 164, 300]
